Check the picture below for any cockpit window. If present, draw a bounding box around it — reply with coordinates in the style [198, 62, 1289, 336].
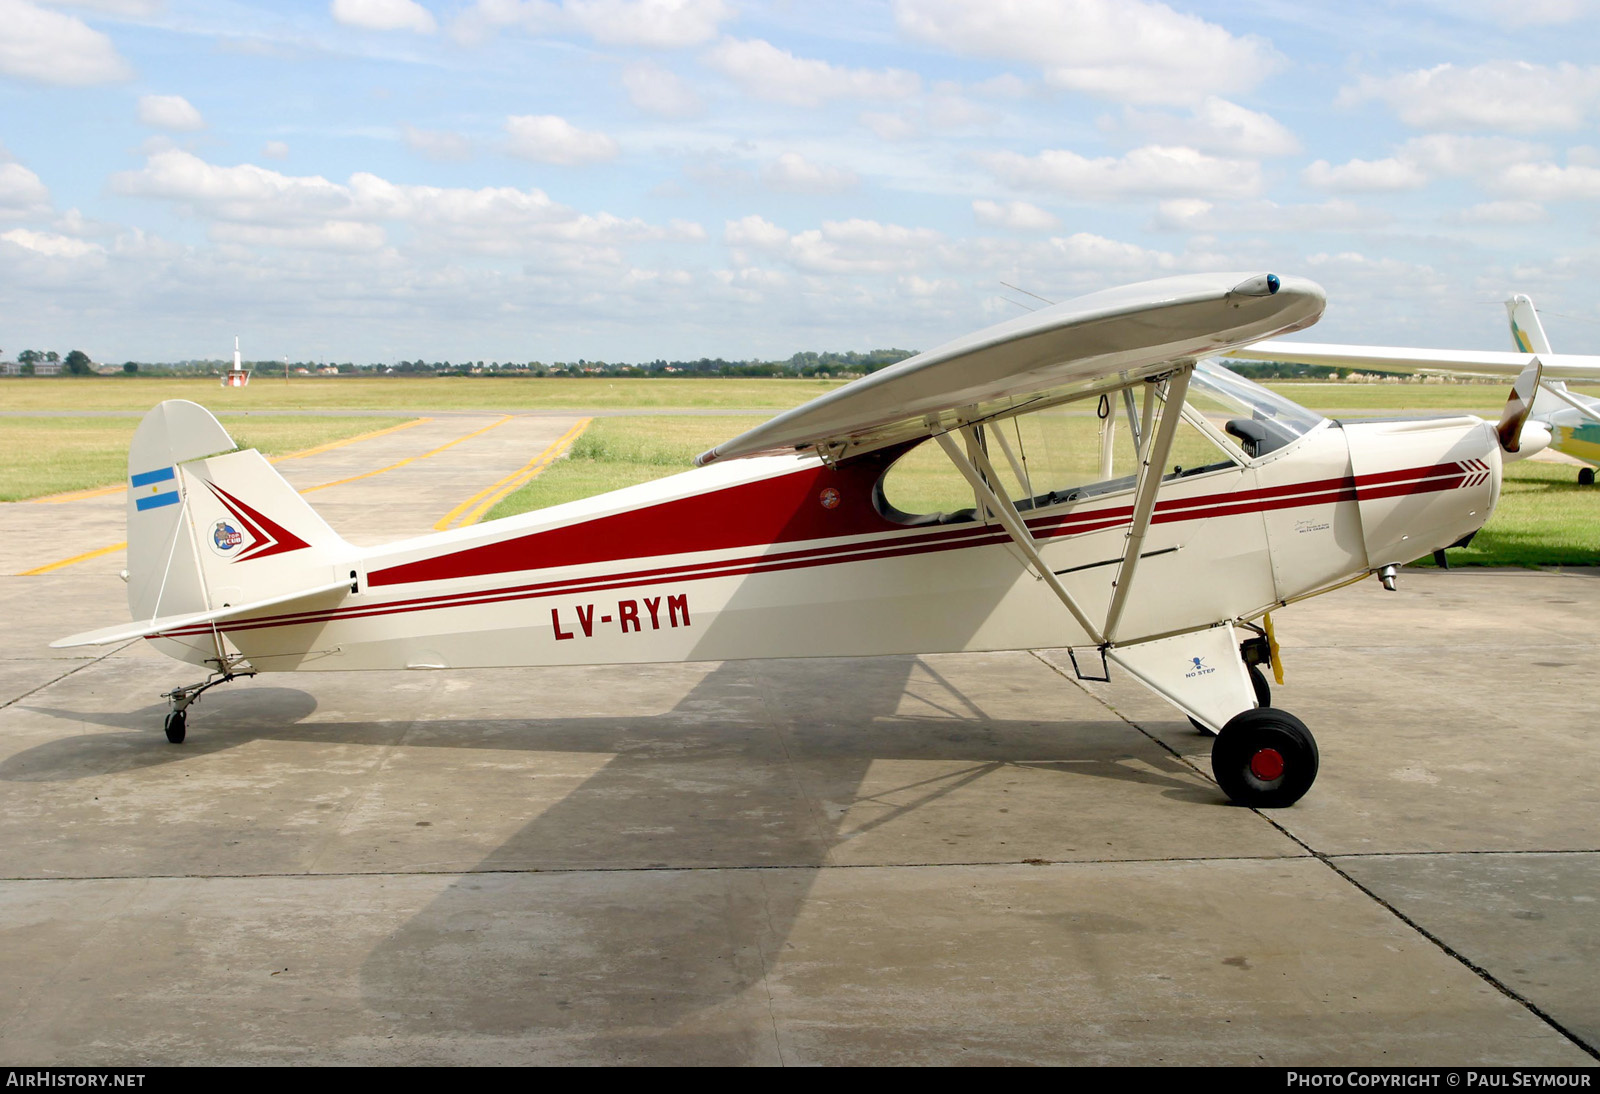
[876, 378, 1248, 525]
[1188, 360, 1327, 458]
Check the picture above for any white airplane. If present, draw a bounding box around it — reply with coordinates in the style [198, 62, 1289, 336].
[1506, 295, 1600, 484]
[1230, 295, 1600, 484]
[54, 272, 1537, 809]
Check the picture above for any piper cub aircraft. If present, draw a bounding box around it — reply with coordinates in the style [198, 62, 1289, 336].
[55, 272, 1539, 809]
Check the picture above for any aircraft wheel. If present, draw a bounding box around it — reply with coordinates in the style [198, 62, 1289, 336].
[1189, 664, 1272, 735]
[164, 710, 186, 744]
[1211, 707, 1318, 808]
[1580, 467, 1595, 486]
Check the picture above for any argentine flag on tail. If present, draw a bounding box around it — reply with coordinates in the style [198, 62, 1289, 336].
[132, 466, 179, 511]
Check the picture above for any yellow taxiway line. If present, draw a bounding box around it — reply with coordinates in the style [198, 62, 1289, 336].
[434, 418, 592, 531]
[15, 415, 513, 576]
[28, 418, 433, 504]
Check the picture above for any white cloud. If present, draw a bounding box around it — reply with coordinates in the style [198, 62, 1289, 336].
[859, 111, 917, 141]
[724, 215, 941, 275]
[760, 153, 857, 194]
[452, 0, 730, 48]
[0, 161, 52, 219]
[1340, 62, 1600, 133]
[0, 0, 132, 85]
[137, 94, 204, 131]
[1304, 135, 1546, 193]
[724, 214, 789, 250]
[108, 149, 696, 258]
[1454, 201, 1546, 224]
[1445, 0, 1587, 24]
[972, 199, 1059, 231]
[1150, 197, 1388, 233]
[1048, 231, 1176, 272]
[210, 220, 389, 252]
[262, 141, 290, 160]
[36, 1, 163, 13]
[1, 227, 102, 258]
[924, 85, 995, 131]
[892, 0, 1282, 106]
[982, 145, 1262, 200]
[1302, 157, 1428, 192]
[566, 0, 731, 47]
[703, 37, 920, 107]
[330, 0, 437, 33]
[504, 114, 618, 165]
[621, 62, 702, 118]
[403, 124, 473, 161]
[1494, 162, 1600, 201]
[1116, 97, 1299, 157]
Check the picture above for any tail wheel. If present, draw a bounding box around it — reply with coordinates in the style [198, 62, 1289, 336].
[1211, 707, 1318, 808]
[1580, 467, 1595, 486]
[164, 710, 187, 744]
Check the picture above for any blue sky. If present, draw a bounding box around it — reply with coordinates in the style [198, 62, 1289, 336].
[2, 0, 1599, 364]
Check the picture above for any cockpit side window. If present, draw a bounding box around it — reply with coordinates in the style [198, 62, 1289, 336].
[876, 383, 1243, 525]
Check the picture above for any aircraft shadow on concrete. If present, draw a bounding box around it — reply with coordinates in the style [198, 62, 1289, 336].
[11, 656, 1220, 1052]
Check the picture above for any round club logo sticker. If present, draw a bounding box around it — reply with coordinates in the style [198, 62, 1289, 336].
[819, 487, 840, 510]
[210, 519, 245, 556]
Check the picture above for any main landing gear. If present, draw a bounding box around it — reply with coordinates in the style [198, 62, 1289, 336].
[1211, 707, 1319, 808]
[161, 668, 254, 744]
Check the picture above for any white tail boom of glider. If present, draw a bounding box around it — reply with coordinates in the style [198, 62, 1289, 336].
[58, 272, 1525, 808]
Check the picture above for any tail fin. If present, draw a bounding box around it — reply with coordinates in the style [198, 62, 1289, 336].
[124, 400, 350, 665]
[1505, 294, 1569, 418]
[1506, 293, 1552, 354]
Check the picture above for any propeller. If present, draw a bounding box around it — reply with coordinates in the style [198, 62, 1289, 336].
[1496, 357, 1546, 454]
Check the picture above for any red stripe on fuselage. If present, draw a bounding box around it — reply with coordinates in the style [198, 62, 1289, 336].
[154, 461, 1467, 641]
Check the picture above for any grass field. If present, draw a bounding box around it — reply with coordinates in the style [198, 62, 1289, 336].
[0, 376, 847, 412]
[4, 374, 1596, 414]
[0, 415, 414, 501]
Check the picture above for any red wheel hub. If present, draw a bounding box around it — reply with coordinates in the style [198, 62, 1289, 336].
[1249, 747, 1285, 781]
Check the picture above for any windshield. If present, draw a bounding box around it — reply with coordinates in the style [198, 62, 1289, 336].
[1188, 360, 1326, 458]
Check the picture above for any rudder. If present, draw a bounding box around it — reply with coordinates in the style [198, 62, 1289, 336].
[126, 400, 351, 666]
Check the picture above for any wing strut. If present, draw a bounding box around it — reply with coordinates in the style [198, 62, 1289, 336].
[931, 427, 1107, 646]
[1540, 381, 1600, 424]
[1103, 365, 1193, 645]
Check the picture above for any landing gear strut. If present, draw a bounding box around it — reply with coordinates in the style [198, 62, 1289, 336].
[161, 668, 254, 744]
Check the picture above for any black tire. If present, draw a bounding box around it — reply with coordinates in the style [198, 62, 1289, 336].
[1211, 707, 1318, 808]
[1189, 662, 1273, 735]
[1580, 467, 1595, 486]
[164, 710, 186, 744]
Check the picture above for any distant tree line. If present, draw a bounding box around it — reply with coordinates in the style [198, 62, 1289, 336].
[5, 348, 918, 379]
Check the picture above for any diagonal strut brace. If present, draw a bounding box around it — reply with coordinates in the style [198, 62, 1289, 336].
[932, 426, 1106, 646]
[1539, 381, 1600, 425]
[1102, 365, 1192, 644]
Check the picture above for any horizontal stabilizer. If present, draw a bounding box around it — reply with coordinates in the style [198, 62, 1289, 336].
[52, 578, 351, 649]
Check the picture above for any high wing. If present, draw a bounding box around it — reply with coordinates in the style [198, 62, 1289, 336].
[1227, 340, 1600, 383]
[695, 272, 1325, 467]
